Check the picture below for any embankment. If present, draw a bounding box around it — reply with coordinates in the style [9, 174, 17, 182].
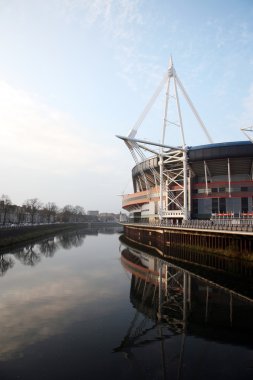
[123, 223, 253, 261]
[0, 223, 118, 250]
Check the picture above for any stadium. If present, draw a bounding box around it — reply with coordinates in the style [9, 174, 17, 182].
[121, 140, 253, 221]
[118, 59, 253, 223]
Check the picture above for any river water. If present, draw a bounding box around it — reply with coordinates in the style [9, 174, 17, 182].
[0, 227, 252, 379]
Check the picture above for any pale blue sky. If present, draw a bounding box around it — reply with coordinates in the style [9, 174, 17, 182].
[0, 0, 252, 212]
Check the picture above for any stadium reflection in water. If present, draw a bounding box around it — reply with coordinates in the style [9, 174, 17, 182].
[116, 240, 253, 379]
[0, 229, 252, 379]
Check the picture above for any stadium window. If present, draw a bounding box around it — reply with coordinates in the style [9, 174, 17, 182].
[192, 199, 198, 214]
[241, 198, 248, 213]
[212, 198, 218, 213]
[220, 198, 226, 213]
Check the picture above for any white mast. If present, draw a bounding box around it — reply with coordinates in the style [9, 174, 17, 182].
[118, 57, 213, 221]
[241, 126, 253, 143]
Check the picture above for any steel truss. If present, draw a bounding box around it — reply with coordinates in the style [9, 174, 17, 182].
[162, 148, 187, 219]
[241, 126, 253, 143]
[117, 57, 213, 221]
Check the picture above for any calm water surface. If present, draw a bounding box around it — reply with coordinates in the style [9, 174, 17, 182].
[0, 227, 252, 379]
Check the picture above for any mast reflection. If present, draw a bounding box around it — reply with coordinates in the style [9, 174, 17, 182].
[116, 240, 253, 378]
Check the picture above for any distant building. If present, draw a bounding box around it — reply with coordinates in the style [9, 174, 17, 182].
[87, 210, 99, 216]
[99, 213, 124, 222]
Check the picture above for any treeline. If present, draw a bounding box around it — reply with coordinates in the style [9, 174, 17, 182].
[0, 194, 91, 225]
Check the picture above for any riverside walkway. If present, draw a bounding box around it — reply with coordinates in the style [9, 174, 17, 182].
[122, 220, 253, 258]
[125, 219, 253, 234]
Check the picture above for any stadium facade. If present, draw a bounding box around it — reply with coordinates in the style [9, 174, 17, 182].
[122, 140, 253, 221]
[118, 58, 253, 222]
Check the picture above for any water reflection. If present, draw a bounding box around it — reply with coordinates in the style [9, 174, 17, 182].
[0, 227, 123, 366]
[15, 244, 42, 266]
[0, 229, 251, 379]
[0, 227, 122, 276]
[0, 255, 14, 276]
[116, 240, 253, 378]
[38, 237, 58, 257]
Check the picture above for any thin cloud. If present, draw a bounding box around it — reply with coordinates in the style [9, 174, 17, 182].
[60, 0, 143, 33]
[0, 78, 132, 209]
[241, 83, 253, 128]
[227, 82, 253, 140]
[0, 80, 116, 175]
[58, 0, 163, 92]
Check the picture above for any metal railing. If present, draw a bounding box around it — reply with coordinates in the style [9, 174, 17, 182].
[123, 219, 253, 233]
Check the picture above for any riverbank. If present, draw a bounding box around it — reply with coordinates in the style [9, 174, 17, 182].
[0, 222, 120, 249]
[122, 223, 253, 262]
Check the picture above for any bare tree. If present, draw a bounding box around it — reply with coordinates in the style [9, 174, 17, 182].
[73, 205, 85, 222]
[61, 205, 75, 223]
[43, 202, 58, 223]
[23, 198, 43, 224]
